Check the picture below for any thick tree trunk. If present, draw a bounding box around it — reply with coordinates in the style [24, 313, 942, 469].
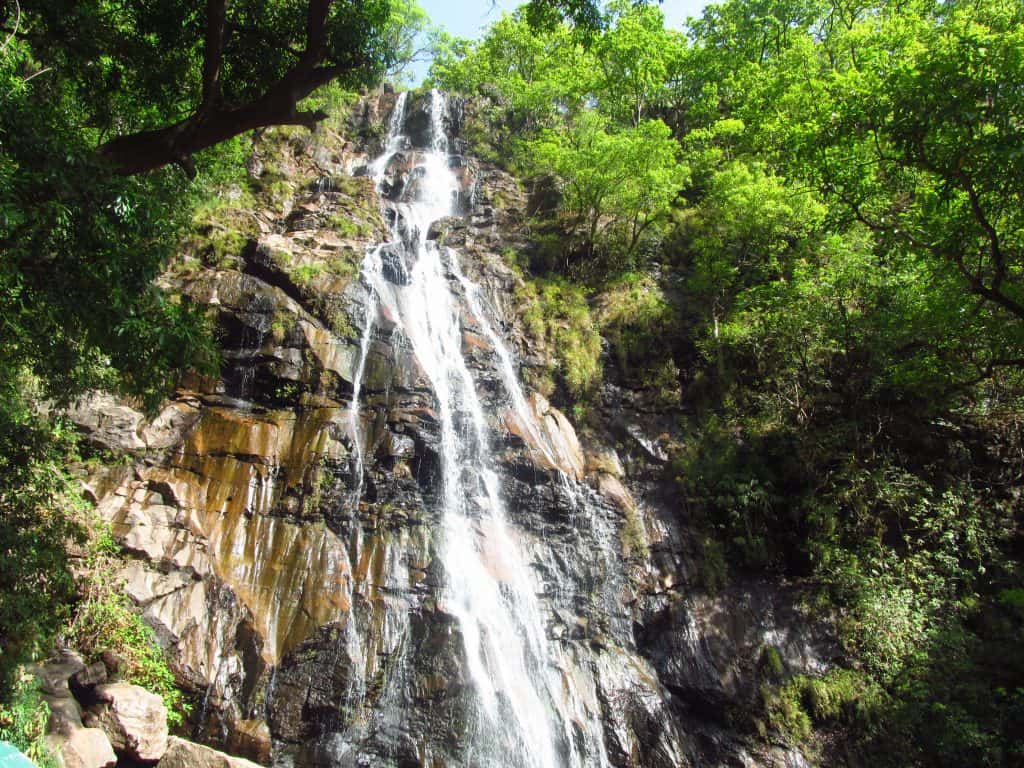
[98, 101, 327, 177]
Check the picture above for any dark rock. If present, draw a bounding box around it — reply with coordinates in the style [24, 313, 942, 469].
[69, 662, 108, 703]
[379, 244, 410, 285]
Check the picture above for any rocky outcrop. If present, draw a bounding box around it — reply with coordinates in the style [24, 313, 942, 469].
[65, 392, 147, 453]
[49, 728, 118, 768]
[36, 654, 117, 768]
[64, 90, 830, 768]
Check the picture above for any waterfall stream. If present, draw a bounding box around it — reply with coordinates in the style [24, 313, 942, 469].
[346, 91, 612, 768]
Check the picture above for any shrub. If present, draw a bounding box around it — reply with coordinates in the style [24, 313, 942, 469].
[764, 669, 884, 744]
[516, 276, 601, 400]
[0, 405, 86, 690]
[0, 670, 58, 767]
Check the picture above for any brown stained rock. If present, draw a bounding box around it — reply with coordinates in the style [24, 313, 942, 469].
[503, 393, 586, 481]
[142, 401, 202, 450]
[180, 407, 346, 476]
[461, 330, 491, 355]
[584, 448, 625, 478]
[98, 407, 356, 664]
[301, 321, 356, 382]
[157, 737, 263, 768]
[593, 473, 636, 514]
[84, 683, 168, 762]
[226, 719, 272, 765]
[103, 474, 354, 665]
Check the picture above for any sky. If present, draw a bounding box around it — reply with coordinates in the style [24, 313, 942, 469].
[407, 0, 708, 84]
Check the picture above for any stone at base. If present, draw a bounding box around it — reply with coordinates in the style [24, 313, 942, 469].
[226, 719, 272, 765]
[157, 737, 264, 768]
[84, 682, 168, 762]
[46, 728, 117, 768]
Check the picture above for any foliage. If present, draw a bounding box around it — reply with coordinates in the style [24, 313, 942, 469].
[0, 389, 87, 691]
[523, 113, 686, 264]
[1, 35, 220, 411]
[595, 271, 679, 396]
[0, 670, 57, 767]
[432, 12, 592, 132]
[8, 0, 435, 174]
[592, 1, 686, 127]
[763, 668, 885, 743]
[430, 0, 1024, 762]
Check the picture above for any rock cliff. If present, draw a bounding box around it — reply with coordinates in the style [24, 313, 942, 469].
[72, 90, 831, 768]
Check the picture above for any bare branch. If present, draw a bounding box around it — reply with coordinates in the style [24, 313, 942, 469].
[1, 0, 20, 56]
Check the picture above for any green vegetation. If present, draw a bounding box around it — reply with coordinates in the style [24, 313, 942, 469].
[595, 273, 679, 398]
[619, 506, 649, 561]
[0, 671, 57, 767]
[437, 0, 1024, 762]
[517, 276, 601, 399]
[763, 668, 885, 742]
[0, 398, 87, 689]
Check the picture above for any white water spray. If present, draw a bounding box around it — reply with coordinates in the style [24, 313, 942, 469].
[351, 90, 611, 768]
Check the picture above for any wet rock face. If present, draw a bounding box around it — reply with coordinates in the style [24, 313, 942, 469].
[69, 90, 831, 768]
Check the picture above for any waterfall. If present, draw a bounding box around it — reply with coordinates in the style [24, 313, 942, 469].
[349, 90, 612, 768]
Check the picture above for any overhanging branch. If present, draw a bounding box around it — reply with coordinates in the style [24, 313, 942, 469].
[96, 0, 348, 176]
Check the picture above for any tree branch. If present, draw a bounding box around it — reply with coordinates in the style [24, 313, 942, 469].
[1, 0, 20, 55]
[835, 189, 1024, 322]
[98, 60, 341, 175]
[954, 168, 1008, 290]
[96, 0, 357, 176]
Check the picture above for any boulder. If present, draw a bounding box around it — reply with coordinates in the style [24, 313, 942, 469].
[65, 392, 147, 452]
[84, 683, 168, 762]
[157, 737, 264, 768]
[46, 727, 117, 768]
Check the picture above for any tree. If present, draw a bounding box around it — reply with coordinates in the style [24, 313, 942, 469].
[431, 11, 594, 130]
[593, 0, 686, 126]
[525, 111, 687, 262]
[5, 0, 399, 176]
[831, 0, 1024, 326]
[762, 0, 1024, 372]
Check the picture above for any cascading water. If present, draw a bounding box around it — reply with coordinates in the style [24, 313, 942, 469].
[347, 90, 613, 767]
